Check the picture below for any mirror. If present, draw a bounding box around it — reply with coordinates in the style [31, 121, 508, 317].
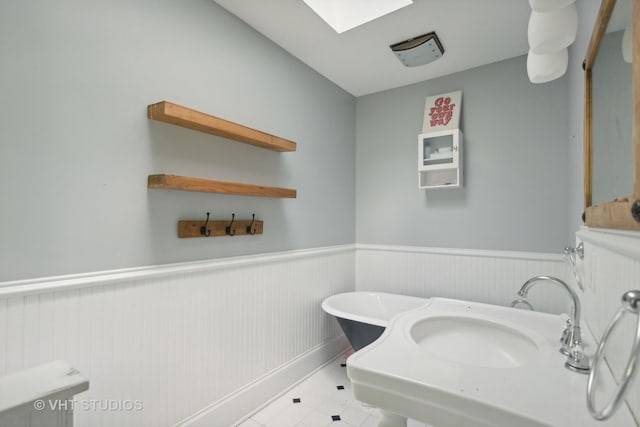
[584, 0, 640, 229]
[592, 0, 632, 205]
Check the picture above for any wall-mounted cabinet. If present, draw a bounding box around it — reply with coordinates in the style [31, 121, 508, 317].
[418, 129, 463, 189]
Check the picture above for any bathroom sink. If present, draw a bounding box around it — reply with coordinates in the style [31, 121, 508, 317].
[347, 298, 636, 427]
[410, 316, 539, 368]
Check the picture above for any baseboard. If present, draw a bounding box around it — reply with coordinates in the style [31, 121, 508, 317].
[176, 335, 350, 427]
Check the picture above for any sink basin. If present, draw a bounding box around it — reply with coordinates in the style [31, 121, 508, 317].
[410, 316, 539, 368]
[347, 297, 636, 427]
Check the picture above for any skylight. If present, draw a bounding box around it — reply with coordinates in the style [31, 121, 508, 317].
[302, 0, 413, 34]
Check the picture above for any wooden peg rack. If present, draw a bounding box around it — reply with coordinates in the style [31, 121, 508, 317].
[178, 218, 264, 238]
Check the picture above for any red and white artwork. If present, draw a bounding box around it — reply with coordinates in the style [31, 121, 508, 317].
[422, 90, 462, 132]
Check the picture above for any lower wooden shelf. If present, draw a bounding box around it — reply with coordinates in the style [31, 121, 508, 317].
[148, 174, 297, 198]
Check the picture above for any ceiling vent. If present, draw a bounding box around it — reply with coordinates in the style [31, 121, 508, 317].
[390, 31, 444, 67]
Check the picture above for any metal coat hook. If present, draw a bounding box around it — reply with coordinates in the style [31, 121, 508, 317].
[226, 213, 236, 236]
[200, 212, 212, 237]
[246, 214, 257, 235]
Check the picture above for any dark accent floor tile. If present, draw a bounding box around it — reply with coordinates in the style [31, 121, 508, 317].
[336, 385, 345, 390]
[292, 398, 301, 403]
[331, 415, 341, 421]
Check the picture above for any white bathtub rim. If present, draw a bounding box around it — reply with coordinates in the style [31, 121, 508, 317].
[321, 291, 430, 328]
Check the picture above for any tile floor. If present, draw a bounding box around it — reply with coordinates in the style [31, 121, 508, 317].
[236, 352, 427, 427]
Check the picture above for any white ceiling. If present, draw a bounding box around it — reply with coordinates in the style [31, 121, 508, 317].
[213, 0, 532, 97]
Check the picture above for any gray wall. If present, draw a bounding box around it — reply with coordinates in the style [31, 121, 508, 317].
[356, 55, 570, 253]
[0, 0, 606, 282]
[0, 0, 356, 281]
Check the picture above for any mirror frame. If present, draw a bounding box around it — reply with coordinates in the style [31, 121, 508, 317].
[584, 0, 640, 230]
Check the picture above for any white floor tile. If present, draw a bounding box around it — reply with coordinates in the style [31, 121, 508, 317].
[235, 418, 263, 427]
[263, 419, 298, 427]
[252, 394, 296, 425]
[298, 409, 334, 427]
[295, 390, 335, 409]
[277, 402, 315, 425]
[337, 405, 370, 426]
[314, 399, 346, 417]
[358, 414, 380, 427]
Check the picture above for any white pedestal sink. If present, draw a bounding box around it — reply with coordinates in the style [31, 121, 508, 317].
[347, 298, 636, 427]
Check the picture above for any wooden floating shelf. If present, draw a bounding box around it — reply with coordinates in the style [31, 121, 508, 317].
[147, 101, 297, 152]
[148, 174, 297, 198]
[179, 219, 264, 238]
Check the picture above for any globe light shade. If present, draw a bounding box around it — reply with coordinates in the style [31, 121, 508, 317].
[527, 49, 569, 84]
[528, 4, 578, 53]
[622, 23, 632, 63]
[528, 0, 575, 13]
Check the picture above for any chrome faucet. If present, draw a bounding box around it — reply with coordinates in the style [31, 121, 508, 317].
[516, 276, 590, 373]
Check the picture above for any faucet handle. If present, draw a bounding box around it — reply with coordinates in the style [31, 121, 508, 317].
[559, 319, 574, 355]
[565, 341, 590, 373]
[563, 324, 590, 373]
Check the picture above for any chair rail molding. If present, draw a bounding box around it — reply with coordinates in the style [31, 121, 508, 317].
[0, 245, 355, 298]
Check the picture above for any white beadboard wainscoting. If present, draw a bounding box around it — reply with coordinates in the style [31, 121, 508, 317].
[3, 240, 639, 426]
[0, 245, 355, 427]
[355, 244, 573, 315]
[578, 228, 640, 424]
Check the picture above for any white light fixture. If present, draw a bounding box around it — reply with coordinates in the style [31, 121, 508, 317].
[527, 49, 569, 84]
[528, 3, 578, 53]
[390, 32, 445, 67]
[302, 0, 413, 34]
[528, 0, 575, 13]
[622, 23, 633, 63]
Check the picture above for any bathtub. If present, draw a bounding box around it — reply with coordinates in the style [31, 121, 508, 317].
[322, 292, 429, 351]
